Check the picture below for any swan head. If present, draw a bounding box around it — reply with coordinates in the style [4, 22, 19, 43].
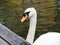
[20, 7, 36, 23]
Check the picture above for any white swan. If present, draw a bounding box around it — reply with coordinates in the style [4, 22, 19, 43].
[21, 7, 60, 45]
[21, 7, 37, 44]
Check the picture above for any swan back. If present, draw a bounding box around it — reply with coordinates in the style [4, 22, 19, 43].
[32, 32, 60, 45]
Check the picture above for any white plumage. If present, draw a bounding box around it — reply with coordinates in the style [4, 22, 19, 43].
[24, 7, 37, 44]
[32, 32, 60, 45]
[22, 7, 60, 45]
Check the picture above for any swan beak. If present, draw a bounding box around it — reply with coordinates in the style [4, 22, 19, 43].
[20, 14, 28, 23]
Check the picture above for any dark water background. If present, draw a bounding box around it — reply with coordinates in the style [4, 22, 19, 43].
[0, 0, 60, 40]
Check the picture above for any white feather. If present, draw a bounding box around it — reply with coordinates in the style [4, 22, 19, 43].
[32, 32, 60, 45]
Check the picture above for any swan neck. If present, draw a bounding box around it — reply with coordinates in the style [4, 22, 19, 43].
[26, 15, 37, 44]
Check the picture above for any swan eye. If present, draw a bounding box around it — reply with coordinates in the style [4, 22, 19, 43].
[23, 12, 30, 16]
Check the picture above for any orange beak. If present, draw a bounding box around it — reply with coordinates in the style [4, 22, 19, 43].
[20, 14, 28, 23]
